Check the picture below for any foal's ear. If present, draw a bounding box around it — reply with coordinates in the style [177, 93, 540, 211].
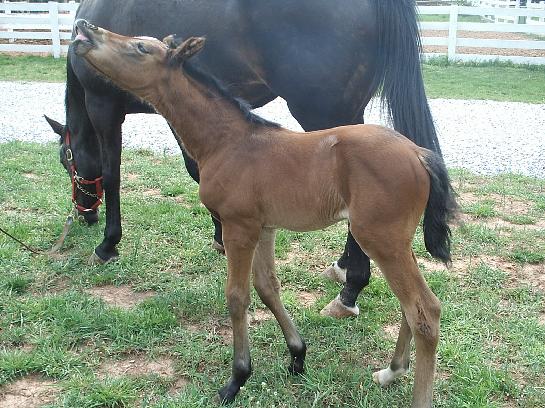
[44, 115, 65, 137]
[169, 36, 206, 64]
[162, 34, 183, 49]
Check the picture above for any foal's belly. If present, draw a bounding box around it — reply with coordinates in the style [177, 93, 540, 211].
[262, 204, 348, 232]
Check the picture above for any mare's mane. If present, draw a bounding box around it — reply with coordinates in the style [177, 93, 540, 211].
[182, 61, 280, 129]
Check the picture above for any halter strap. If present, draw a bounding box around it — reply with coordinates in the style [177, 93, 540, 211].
[65, 130, 104, 212]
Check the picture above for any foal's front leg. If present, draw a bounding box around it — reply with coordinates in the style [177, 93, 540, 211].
[218, 222, 260, 404]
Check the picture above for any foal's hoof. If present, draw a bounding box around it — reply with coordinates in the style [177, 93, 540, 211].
[212, 240, 225, 255]
[320, 295, 359, 318]
[321, 261, 347, 284]
[88, 251, 119, 266]
[217, 383, 239, 405]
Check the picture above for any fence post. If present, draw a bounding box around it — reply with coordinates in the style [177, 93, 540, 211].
[448, 4, 459, 62]
[49, 1, 61, 58]
[6, 0, 14, 43]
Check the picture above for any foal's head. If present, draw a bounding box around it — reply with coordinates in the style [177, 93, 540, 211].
[72, 19, 205, 97]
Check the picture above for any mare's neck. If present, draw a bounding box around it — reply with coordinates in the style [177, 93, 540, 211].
[146, 68, 254, 164]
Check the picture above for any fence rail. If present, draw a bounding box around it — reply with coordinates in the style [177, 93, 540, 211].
[2, 2, 545, 64]
[0, 1, 78, 57]
[420, 5, 545, 64]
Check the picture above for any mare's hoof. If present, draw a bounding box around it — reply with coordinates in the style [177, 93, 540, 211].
[88, 251, 119, 266]
[320, 295, 359, 318]
[372, 366, 408, 387]
[212, 240, 225, 255]
[321, 261, 346, 284]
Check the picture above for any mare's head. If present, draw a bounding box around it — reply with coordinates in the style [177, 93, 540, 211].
[44, 115, 101, 225]
[72, 19, 205, 100]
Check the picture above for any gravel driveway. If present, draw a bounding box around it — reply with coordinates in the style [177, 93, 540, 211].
[1, 81, 544, 178]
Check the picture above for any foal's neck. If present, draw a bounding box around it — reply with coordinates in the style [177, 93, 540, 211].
[147, 68, 256, 163]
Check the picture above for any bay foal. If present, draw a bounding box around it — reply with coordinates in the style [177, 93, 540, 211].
[73, 21, 457, 407]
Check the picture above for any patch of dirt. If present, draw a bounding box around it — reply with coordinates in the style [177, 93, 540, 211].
[125, 173, 140, 181]
[208, 323, 233, 344]
[296, 291, 321, 307]
[249, 309, 273, 324]
[22, 172, 39, 180]
[142, 188, 163, 198]
[516, 263, 545, 292]
[277, 242, 302, 266]
[168, 377, 190, 395]
[382, 323, 400, 340]
[538, 312, 545, 326]
[99, 355, 175, 379]
[418, 257, 447, 273]
[0, 375, 59, 408]
[85, 285, 156, 309]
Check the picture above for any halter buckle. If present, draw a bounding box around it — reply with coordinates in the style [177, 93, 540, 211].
[66, 148, 73, 162]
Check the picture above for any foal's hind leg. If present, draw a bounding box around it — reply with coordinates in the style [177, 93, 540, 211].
[252, 228, 306, 374]
[359, 240, 440, 408]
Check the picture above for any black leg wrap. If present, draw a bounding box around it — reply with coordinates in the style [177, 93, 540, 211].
[212, 216, 223, 246]
[338, 228, 371, 308]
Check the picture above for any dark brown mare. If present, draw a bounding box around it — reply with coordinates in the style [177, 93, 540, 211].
[46, 0, 441, 318]
[73, 22, 457, 407]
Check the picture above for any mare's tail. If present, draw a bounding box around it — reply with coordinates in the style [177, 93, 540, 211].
[419, 151, 458, 265]
[373, 0, 442, 155]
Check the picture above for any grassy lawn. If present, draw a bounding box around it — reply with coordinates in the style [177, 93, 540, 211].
[423, 60, 545, 104]
[1, 54, 545, 103]
[0, 55, 66, 82]
[419, 14, 485, 23]
[0, 142, 544, 407]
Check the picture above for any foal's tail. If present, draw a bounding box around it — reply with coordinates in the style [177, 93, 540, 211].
[419, 150, 458, 265]
[373, 0, 442, 155]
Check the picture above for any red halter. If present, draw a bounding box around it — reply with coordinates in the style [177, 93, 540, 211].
[65, 130, 104, 213]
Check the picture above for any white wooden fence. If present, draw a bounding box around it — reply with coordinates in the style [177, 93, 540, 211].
[420, 4, 545, 64]
[1, 2, 545, 64]
[478, 0, 545, 24]
[0, 1, 78, 58]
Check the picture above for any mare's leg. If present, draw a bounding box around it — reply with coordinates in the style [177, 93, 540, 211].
[320, 228, 370, 318]
[170, 123, 224, 252]
[285, 101, 371, 317]
[252, 228, 306, 374]
[85, 93, 125, 264]
[218, 221, 261, 404]
[355, 228, 440, 408]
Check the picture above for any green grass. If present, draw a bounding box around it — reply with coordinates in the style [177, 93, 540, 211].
[423, 59, 545, 104]
[1, 54, 545, 103]
[0, 55, 66, 82]
[0, 142, 544, 407]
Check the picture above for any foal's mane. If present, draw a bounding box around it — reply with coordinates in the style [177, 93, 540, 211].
[182, 61, 280, 129]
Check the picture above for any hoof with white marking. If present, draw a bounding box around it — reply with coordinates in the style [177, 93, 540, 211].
[372, 366, 408, 387]
[321, 261, 347, 284]
[320, 295, 359, 318]
[88, 251, 118, 266]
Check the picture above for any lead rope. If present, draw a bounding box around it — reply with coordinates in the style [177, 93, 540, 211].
[0, 211, 74, 256]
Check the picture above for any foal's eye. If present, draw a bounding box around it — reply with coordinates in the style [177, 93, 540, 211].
[137, 42, 149, 54]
